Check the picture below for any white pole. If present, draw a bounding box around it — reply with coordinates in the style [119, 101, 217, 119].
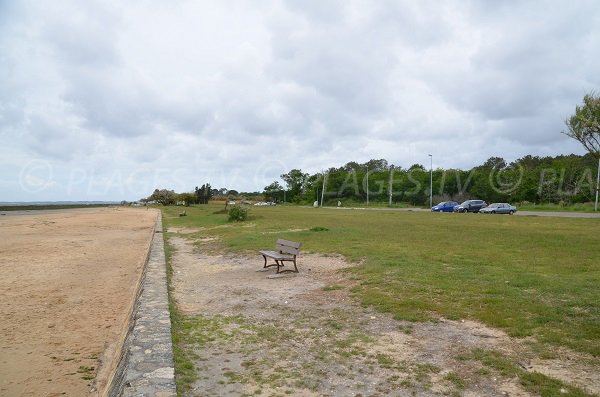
[320, 172, 326, 207]
[595, 157, 599, 211]
[428, 154, 433, 208]
[366, 166, 369, 206]
[388, 165, 394, 207]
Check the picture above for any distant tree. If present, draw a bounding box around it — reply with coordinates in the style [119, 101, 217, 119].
[481, 157, 507, 170]
[178, 192, 197, 206]
[280, 169, 308, 202]
[264, 181, 282, 191]
[194, 183, 213, 204]
[564, 92, 600, 158]
[263, 181, 283, 202]
[226, 189, 239, 196]
[511, 155, 543, 170]
[364, 159, 389, 171]
[148, 188, 177, 206]
[471, 157, 510, 202]
[439, 169, 463, 199]
[343, 161, 361, 171]
[564, 92, 600, 209]
[409, 163, 425, 171]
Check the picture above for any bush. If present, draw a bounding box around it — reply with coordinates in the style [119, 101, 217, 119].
[228, 205, 248, 222]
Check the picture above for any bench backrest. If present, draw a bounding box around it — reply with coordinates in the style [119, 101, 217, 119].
[276, 239, 301, 256]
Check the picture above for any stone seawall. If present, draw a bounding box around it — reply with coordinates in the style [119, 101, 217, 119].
[107, 215, 176, 397]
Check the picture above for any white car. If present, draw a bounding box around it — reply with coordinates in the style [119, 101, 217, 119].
[254, 201, 276, 206]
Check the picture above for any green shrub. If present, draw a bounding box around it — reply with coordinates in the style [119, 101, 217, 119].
[228, 205, 248, 222]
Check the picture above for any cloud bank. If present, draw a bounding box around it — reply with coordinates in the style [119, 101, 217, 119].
[1, 0, 599, 201]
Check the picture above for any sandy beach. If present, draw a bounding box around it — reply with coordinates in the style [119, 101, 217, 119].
[0, 207, 157, 397]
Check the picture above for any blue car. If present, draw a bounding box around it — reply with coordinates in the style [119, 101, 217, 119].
[431, 201, 458, 212]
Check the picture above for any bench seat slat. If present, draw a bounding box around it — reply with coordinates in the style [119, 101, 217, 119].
[259, 250, 294, 260]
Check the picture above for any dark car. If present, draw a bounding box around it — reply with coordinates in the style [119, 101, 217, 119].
[479, 203, 517, 215]
[431, 201, 458, 212]
[453, 200, 487, 213]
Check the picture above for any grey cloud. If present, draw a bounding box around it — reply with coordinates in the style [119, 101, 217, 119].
[23, 114, 92, 160]
[1, 1, 598, 200]
[41, 3, 122, 68]
[432, 2, 600, 122]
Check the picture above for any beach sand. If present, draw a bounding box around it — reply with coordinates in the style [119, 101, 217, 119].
[0, 207, 158, 397]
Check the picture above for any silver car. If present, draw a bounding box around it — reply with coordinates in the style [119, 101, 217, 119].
[479, 203, 517, 215]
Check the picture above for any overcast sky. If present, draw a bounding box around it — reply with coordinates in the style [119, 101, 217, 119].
[1, 1, 599, 201]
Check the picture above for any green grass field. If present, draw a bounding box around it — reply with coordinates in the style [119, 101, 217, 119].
[162, 203, 600, 358]
[517, 202, 598, 212]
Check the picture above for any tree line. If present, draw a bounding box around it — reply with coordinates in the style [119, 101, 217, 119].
[143, 184, 238, 206]
[264, 153, 599, 206]
[142, 153, 597, 207]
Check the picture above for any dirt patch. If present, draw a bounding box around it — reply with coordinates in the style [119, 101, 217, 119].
[168, 226, 205, 234]
[169, 231, 600, 397]
[0, 207, 157, 397]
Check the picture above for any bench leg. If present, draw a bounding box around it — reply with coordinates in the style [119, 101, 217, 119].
[275, 259, 299, 274]
[263, 255, 282, 270]
[261, 255, 298, 274]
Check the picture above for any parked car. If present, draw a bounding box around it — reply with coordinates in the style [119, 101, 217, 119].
[431, 201, 458, 212]
[479, 203, 517, 215]
[453, 200, 487, 213]
[253, 201, 276, 206]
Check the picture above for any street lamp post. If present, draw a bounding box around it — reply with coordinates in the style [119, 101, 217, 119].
[321, 172, 327, 207]
[428, 154, 433, 209]
[366, 166, 369, 206]
[594, 158, 600, 211]
[388, 165, 394, 207]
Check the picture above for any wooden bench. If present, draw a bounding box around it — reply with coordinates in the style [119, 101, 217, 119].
[259, 239, 302, 274]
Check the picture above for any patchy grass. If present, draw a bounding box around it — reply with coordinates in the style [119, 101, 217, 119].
[444, 371, 466, 389]
[466, 349, 594, 397]
[322, 284, 344, 291]
[517, 202, 597, 213]
[163, 225, 198, 395]
[166, 308, 464, 395]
